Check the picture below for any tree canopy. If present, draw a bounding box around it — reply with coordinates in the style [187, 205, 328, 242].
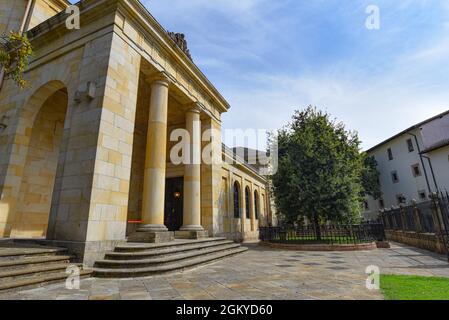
[271, 106, 380, 227]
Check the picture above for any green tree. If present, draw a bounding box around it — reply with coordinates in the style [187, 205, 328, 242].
[361, 153, 382, 200]
[0, 31, 32, 88]
[271, 106, 369, 238]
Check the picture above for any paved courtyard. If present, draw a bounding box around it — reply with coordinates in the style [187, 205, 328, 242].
[1, 242, 448, 300]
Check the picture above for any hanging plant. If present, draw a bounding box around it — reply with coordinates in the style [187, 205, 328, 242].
[0, 32, 33, 88]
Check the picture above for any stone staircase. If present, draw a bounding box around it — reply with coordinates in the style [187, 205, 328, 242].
[0, 243, 92, 292]
[93, 238, 248, 278]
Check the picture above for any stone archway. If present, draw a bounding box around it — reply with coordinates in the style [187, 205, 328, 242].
[9, 82, 69, 238]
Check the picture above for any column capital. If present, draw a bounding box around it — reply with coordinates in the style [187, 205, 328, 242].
[186, 101, 202, 114]
[146, 71, 172, 87]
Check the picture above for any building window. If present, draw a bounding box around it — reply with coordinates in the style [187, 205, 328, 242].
[245, 187, 251, 219]
[411, 164, 422, 177]
[364, 201, 369, 210]
[418, 190, 427, 200]
[233, 182, 240, 218]
[254, 191, 259, 220]
[391, 171, 399, 183]
[387, 148, 394, 161]
[406, 139, 414, 152]
[396, 194, 406, 205]
[379, 199, 385, 209]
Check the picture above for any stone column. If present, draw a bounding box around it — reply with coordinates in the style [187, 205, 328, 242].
[176, 105, 207, 239]
[129, 72, 174, 243]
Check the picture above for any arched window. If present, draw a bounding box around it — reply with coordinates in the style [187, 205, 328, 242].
[254, 190, 259, 220]
[233, 182, 240, 218]
[245, 187, 251, 219]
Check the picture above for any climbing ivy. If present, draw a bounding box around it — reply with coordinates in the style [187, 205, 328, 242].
[0, 32, 33, 88]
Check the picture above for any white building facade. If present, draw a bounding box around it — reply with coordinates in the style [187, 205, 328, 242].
[363, 111, 449, 220]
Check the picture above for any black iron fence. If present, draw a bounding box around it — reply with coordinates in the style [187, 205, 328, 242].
[259, 223, 385, 245]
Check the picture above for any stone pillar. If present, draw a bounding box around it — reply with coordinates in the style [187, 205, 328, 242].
[129, 72, 174, 243]
[400, 205, 407, 231]
[250, 183, 255, 232]
[176, 105, 207, 239]
[430, 193, 446, 233]
[411, 200, 422, 233]
[241, 184, 246, 239]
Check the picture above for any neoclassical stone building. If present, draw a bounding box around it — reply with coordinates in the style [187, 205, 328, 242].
[0, 0, 273, 265]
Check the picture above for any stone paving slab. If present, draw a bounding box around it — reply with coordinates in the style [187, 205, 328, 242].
[0, 242, 448, 300]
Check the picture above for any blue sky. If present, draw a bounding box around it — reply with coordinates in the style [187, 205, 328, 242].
[70, 0, 447, 150]
[140, 0, 449, 150]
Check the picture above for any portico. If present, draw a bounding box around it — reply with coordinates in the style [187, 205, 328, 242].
[128, 71, 207, 243]
[0, 0, 273, 267]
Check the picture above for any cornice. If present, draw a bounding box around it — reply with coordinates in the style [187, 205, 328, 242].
[120, 0, 230, 114]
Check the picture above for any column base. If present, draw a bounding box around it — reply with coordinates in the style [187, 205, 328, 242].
[128, 230, 174, 243]
[175, 230, 209, 240]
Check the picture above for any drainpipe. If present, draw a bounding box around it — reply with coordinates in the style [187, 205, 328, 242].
[0, 0, 34, 92]
[422, 154, 439, 192]
[407, 132, 432, 194]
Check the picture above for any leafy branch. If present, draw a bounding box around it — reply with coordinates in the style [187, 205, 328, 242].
[0, 32, 33, 88]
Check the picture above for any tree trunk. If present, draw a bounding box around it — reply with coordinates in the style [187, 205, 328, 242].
[313, 214, 321, 241]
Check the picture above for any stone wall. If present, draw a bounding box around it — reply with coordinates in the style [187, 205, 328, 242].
[385, 230, 447, 254]
[0, 0, 28, 33]
[220, 156, 270, 241]
[10, 89, 67, 238]
[28, 0, 68, 30]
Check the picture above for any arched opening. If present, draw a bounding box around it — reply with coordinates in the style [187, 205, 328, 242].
[11, 84, 68, 238]
[245, 186, 251, 219]
[254, 190, 259, 220]
[233, 181, 241, 218]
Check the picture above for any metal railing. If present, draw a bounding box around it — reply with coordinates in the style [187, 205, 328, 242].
[380, 193, 449, 261]
[259, 223, 385, 245]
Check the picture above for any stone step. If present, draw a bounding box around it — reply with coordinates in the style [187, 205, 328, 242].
[0, 269, 92, 292]
[0, 255, 73, 270]
[0, 263, 83, 282]
[105, 239, 235, 260]
[93, 246, 248, 278]
[116, 237, 228, 252]
[0, 246, 67, 260]
[95, 243, 242, 268]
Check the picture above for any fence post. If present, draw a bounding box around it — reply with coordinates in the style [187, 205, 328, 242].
[379, 209, 386, 229]
[430, 193, 446, 233]
[430, 193, 449, 260]
[385, 208, 392, 230]
[400, 204, 407, 231]
[411, 199, 422, 233]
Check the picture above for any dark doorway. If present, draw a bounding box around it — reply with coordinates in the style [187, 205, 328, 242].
[164, 177, 184, 231]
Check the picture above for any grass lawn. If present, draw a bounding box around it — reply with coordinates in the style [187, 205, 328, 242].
[381, 275, 449, 300]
